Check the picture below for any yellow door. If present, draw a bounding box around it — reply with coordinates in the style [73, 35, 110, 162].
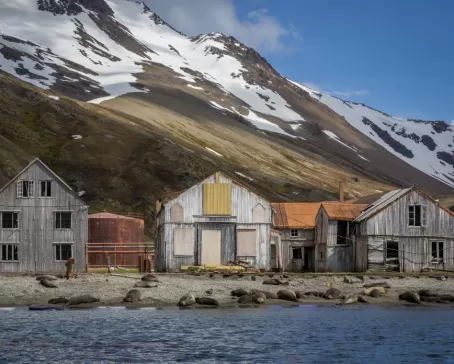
[201, 230, 221, 265]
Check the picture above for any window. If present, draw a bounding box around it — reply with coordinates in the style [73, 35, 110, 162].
[55, 244, 72, 261]
[337, 221, 348, 244]
[1, 212, 18, 229]
[409, 205, 427, 226]
[16, 180, 34, 198]
[40, 181, 52, 197]
[291, 229, 299, 237]
[55, 212, 72, 229]
[1, 244, 18, 261]
[431, 241, 444, 263]
[292, 247, 302, 259]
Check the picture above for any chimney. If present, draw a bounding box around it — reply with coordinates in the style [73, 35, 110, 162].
[339, 181, 345, 202]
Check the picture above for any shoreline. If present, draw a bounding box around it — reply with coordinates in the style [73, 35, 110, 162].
[1, 273, 454, 310]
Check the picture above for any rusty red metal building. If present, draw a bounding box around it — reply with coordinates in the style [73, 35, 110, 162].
[87, 212, 153, 269]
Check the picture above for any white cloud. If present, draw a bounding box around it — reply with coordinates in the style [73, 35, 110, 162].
[143, 0, 301, 53]
[332, 89, 370, 97]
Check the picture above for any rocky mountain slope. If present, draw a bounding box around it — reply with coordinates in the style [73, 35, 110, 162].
[0, 0, 453, 227]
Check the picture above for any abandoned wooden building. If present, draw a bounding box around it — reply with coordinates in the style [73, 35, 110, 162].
[314, 203, 367, 272]
[353, 187, 454, 273]
[155, 172, 273, 272]
[0, 158, 88, 273]
[271, 202, 322, 272]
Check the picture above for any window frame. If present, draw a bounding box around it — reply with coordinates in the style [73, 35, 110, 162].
[17, 180, 35, 198]
[408, 204, 427, 227]
[54, 243, 73, 262]
[1, 211, 19, 230]
[0, 244, 19, 262]
[54, 211, 72, 230]
[40, 180, 52, 198]
[431, 241, 444, 264]
[290, 229, 299, 237]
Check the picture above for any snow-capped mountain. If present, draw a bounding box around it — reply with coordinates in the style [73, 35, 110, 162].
[0, 0, 453, 193]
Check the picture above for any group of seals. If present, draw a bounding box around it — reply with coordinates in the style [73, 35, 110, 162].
[178, 294, 219, 307]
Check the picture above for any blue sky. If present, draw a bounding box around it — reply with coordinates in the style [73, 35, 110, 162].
[148, 0, 453, 122]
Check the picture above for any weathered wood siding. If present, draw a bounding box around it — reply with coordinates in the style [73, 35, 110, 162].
[157, 173, 272, 271]
[278, 229, 314, 272]
[0, 162, 88, 273]
[355, 235, 368, 272]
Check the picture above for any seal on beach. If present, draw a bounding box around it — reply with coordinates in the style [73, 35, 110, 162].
[36, 275, 58, 281]
[195, 297, 219, 306]
[40, 279, 57, 288]
[357, 295, 368, 303]
[67, 294, 100, 306]
[250, 289, 278, 299]
[238, 294, 253, 304]
[252, 292, 266, 304]
[340, 294, 358, 305]
[251, 275, 256, 281]
[417, 290, 437, 297]
[324, 288, 342, 300]
[134, 281, 157, 288]
[48, 297, 69, 305]
[231, 288, 249, 297]
[305, 291, 325, 297]
[363, 281, 391, 289]
[262, 279, 280, 285]
[178, 294, 195, 307]
[398, 291, 420, 304]
[141, 274, 159, 282]
[123, 289, 143, 303]
[277, 289, 297, 302]
[205, 289, 213, 295]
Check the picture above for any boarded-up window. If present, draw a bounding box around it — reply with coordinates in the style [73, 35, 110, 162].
[237, 229, 256, 256]
[170, 204, 184, 222]
[203, 183, 232, 215]
[173, 228, 194, 256]
[252, 204, 266, 223]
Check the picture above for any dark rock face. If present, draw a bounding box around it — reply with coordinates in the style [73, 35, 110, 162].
[437, 151, 454, 167]
[37, 0, 114, 16]
[421, 135, 437, 151]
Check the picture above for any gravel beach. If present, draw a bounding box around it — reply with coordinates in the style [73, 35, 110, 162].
[1, 273, 454, 308]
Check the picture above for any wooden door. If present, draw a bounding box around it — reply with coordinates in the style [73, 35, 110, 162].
[291, 247, 303, 272]
[201, 230, 221, 266]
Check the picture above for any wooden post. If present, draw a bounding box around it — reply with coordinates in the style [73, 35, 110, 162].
[65, 257, 75, 280]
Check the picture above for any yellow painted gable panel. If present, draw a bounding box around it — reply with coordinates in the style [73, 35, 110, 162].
[203, 183, 232, 215]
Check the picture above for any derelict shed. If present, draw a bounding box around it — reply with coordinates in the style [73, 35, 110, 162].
[88, 212, 152, 269]
[155, 172, 273, 272]
[354, 187, 454, 273]
[315, 203, 367, 272]
[0, 158, 88, 273]
[271, 202, 321, 272]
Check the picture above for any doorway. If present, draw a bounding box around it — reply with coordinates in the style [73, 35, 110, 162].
[385, 241, 399, 271]
[303, 247, 315, 272]
[201, 230, 221, 265]
[291, 247, 303, 272]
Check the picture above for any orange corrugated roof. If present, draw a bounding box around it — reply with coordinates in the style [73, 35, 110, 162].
[89, 212, 142, 221]
[321, 203, 367, 221]
[272, 202, 323, 229]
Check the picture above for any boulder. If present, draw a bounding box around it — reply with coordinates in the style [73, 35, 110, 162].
[67, 294, 100, 306]
[324, 288, 342, 300]
[238, 294, 253, 304]
[252, 292, 266, 304]
[340, 294, 358, 305]
[195, 297, 219, 306]
[363, 281, 391, 289]
[141, 274, 159, 282]
[36, 275, 58, 281]
[277, 289, 297, 302]
[250, 289, 278, 299]
[178, 294, 195, 307]
[134, 281, 157, 288]
[262, 279, 281, 285]
[357, 295, 368, 303]
[123, 289, 143, 303]
[343, 276, 354, 284]
[398, 291, 420, 304]
[40, 279, 57, 288]
[48, 297, 69, 304]
[231, 288, 249, 297]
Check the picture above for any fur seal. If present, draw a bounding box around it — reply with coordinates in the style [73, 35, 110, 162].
[340, 294, 358, 305]
[277, 289, 297, 302]
[363, 281, 391, 289]
[48, 297, 69, 305]
[40, 279, 57, 288]
[178, 294, 195, 307]
[436, 294, 454, 302]
[36, 275, 58, 281]
[252, 292, 266, 304]
[357, 295, 368, 303]
[418, 289, 437, 297]
[305, 291, 325, 297]
[251, 275, 256, 281]
[141, 274, 159, 282]
[295, 291, 306, 299]
[343, 276, 354, 284]
[250, 289, 278, 299]
[67, 294, 100, 306]
[231, 288, 249, 297]
[420, 296, 439, 303]
[195, 297, 219, 306]
[398, 291, 420, 304]
[324, 288, 342, 300]
[123, 289, 143, 303]
[363, 286, 386, 296]
[262, 279, 281, 285]
[238, 294, 253, 304]
[205, 289, 213, 295]
[134, 281, 157, 288]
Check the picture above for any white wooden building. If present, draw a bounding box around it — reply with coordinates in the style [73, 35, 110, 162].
[155, 172, 273, 272]
[0, 158, 88, 273]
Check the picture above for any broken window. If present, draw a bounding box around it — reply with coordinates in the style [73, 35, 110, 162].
[431, 241, 444, 263]
[291, 229, 299, 237]
[40, 181, 52, 197]
[409, 205, 427, 226]
[55, 244, 72, 261]
[1, 244, 18, 261]
[17, 180, 34, 198]
[55, 212, 72, 229]
[292, 247, 302, 259]
[1, 212, 18, 229]
[337, 221, 348, 244]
